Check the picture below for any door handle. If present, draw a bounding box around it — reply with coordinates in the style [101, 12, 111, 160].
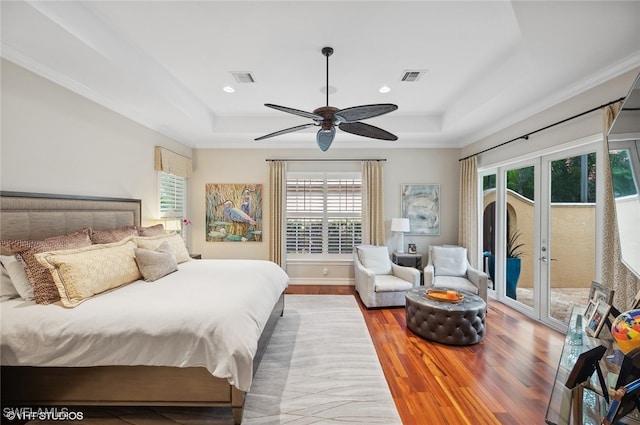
[539, 257, 558, 262]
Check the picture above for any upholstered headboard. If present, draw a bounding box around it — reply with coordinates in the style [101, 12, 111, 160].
[0, 191, 142, 241]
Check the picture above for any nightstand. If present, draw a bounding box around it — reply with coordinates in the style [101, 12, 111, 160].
[392, 252, 423, 284]
[392, 252, 422, 269]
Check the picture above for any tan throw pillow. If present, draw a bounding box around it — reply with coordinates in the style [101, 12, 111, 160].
[90, 226, 138, 244]
[135, 233, 190, 264]
[1, 229, 92, 304]
[134, 241, 178, 282]
[137, 224, 166, 237]
[36, 237, 141, 308]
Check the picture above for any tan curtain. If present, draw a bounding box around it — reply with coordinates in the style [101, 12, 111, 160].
[601, 103, 639, 312]
[361, 160, 385, 245]
[154, 146, 192, 178]
[458, 157, 478, 267]
[269, 160, 286, 267]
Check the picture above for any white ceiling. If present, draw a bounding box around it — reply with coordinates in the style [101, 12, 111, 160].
[2, 1, 640, 150]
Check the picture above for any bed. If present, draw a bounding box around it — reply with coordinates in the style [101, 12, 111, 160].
[0, 191, 288, 424]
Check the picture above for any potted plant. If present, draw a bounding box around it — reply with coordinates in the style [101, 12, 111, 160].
[487, 226, 524, 300]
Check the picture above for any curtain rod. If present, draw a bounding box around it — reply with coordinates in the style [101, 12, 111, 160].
[459, 96, 626, 162]
[265, 158, 386, 162]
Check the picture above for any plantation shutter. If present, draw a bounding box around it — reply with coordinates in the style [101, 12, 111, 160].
[159, 172, 185, 219]
[286, 173, 362, 255]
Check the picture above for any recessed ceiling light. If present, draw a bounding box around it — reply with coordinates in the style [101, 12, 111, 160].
[223, 86, 235, 93]
[379, 85, 391, 93]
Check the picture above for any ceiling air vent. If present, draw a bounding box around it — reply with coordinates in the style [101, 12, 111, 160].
[400, 70, 427, 82]
[231, 72, 255, 83]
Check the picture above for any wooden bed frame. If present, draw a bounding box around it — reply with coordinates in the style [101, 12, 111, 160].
[0, 191, 284, 424]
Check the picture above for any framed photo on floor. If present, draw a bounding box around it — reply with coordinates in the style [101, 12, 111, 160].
[586, 300, 612, 337]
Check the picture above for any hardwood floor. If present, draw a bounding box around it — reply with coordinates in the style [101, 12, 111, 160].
[286, 285, 565, 425]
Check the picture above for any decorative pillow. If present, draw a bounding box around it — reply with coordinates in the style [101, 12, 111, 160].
[0, 258, 20, 301]
[356, 245, 392, 275]
[90, 226, 138, 244]
[431, 246, 467, 277]
[137, 224, 165, 237]
[135, 233, 190, 264]
[35, 237, 141, 308]
[0, 229, 92, 304]
[134, 241, 178, 282]
[0, 255, 33, 300]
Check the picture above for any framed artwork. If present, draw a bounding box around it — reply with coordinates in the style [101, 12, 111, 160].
[401, 184, 440, 235]
[565, 345, 607, 389]
[583, 300, 597, 327]
[588, 281, 614, 305]
[205, 183, 263, 242]
[586, 300, 612, 337]
[408, 243, 417, 254]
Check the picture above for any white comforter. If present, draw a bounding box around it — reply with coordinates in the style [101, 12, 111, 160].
[0, 259, 289, 392]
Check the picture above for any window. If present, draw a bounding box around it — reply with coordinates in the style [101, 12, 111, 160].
[158, 171, 186, 220]
[286, 172, 362, 255]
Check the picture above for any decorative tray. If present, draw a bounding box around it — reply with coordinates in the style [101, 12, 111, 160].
[425, 289, 464, 303]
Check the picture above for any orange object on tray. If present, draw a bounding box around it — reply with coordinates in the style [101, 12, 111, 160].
[425, 289, 464, 303]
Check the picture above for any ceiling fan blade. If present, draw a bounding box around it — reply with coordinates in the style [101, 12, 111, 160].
[339, 122, 398, 141]
[255, 123, 316, 141]
[316, 127, 336, 152]
[264, 104, 323, 121]
[335, 104, 398, 123]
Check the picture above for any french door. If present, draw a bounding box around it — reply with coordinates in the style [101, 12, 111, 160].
[482, 143, 599, 331]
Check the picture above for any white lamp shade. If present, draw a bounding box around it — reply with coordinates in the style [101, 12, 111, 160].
[390, 218, 410, 233]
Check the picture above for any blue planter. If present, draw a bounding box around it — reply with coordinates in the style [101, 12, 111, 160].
[487, 256, 521, 300]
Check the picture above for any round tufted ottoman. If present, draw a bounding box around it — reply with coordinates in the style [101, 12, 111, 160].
[405, 287, 486, 345]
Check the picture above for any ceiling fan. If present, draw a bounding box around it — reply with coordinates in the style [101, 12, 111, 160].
[255, 47, 398, 151]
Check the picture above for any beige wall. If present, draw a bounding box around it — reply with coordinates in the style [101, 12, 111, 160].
[483, 190, 596, 289]
[190, 148, 461, 284]
[0, 59, 192, 224]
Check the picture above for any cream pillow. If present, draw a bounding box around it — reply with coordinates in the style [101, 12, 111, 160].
[431, 246, 467, 277]
[356, 245, 392, 275]
[135, 241, 178, 282]
[36, 237, 141, 308]
[135, 233, 190, 264]
[0, 255, 33, 300]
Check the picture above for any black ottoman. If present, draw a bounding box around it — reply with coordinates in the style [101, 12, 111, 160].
[405, 287, 486, 345]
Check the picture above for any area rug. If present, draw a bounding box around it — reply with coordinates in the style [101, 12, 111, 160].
[22, 295, 401, 424]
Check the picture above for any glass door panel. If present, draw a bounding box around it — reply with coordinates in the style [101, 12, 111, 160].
[544, 150, 597, 326]
[503, 164, 536, 312]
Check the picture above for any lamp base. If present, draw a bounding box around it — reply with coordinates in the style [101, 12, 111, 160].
[396, 232, 405, 253]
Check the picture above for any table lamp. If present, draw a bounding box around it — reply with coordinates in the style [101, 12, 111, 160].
[391, 218, 410, 253]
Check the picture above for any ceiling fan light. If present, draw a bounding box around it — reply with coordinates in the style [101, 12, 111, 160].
[317, 128, 336, 152]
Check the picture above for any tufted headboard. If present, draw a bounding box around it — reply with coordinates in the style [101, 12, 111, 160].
[0, 191, 142, 241]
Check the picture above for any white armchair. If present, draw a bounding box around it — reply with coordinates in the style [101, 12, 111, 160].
[424, 246, 488, 304]
[353, 245, 421, 308]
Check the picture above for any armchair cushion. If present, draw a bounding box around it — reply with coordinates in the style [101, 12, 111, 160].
[431, 246, 467, 277]
[374, 274, 414, 292]
[356, 245, 392, 275]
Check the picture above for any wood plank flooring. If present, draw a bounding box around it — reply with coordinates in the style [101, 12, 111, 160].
[286, 285, 565, 425]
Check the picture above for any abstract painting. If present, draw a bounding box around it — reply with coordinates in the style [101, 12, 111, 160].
[205, 183, 263, 242]
[401, 184, 440, 235]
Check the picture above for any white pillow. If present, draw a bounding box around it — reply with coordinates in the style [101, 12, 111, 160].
[0, 255, 33, 300]
[1, 259, 20, 301]
[357, 245, 392, 275]
[135, 233, 191, 264]
[431, 246, 467, 277]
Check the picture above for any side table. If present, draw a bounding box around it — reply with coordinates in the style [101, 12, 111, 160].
[392, 252, 423, 284]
